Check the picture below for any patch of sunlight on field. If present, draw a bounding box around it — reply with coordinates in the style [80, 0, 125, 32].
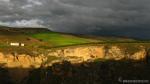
[30, 32, 99, 46]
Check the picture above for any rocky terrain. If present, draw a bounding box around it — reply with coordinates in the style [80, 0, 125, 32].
[0, 44, 148, 69]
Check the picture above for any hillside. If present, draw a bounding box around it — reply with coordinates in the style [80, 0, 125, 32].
[0, 26, 148, 55]
[0, 26, 136, 49]
[0, 26, 150, 84]
[0, 27, 99, 51]
[0, 26, 150, 64]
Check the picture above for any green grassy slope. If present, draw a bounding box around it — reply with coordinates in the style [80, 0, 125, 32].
[30, 32, 99, 47]
[0, 27, 101, 54]
[0, 27, 147, 52]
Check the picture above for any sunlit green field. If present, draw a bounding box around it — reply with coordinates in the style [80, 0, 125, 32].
[30, 32, 99, 46]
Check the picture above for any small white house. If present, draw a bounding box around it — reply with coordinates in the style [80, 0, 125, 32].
[10, 43, 25, 46]
[21, 43, 25, 46]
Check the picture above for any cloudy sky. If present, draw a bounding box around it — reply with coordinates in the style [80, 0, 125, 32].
[0, 0, 150, 39]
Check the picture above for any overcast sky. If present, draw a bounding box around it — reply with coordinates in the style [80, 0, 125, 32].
[0, 0, 150, 39]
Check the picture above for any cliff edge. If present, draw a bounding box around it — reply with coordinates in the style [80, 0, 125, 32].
[0, 44, 148, 68]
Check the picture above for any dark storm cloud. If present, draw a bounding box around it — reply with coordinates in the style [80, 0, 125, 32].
[0, 0, 150, 39]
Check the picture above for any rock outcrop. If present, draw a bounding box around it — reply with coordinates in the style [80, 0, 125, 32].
[0, 45, 148, 68]
[48, 46, 105, 61]
[48, 45, 147, 62]
[0, 53, 47, 68]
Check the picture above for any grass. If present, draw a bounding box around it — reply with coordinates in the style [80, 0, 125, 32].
[30, 32, 99, 47]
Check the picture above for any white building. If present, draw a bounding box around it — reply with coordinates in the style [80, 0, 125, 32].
[10, 43, 25, 46]
[20, 43, 25, 46]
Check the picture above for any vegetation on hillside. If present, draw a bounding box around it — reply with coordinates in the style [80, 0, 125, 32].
[25, 60, 150, 84]
[1, 59, 149, 84]
[0, 27, 150, 56]
[30, 32, 99, 46]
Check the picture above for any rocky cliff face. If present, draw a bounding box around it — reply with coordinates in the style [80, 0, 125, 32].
[0, 45, 148, 68]
[0, 53, 47, 68]
[48, 45, 146, 62]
